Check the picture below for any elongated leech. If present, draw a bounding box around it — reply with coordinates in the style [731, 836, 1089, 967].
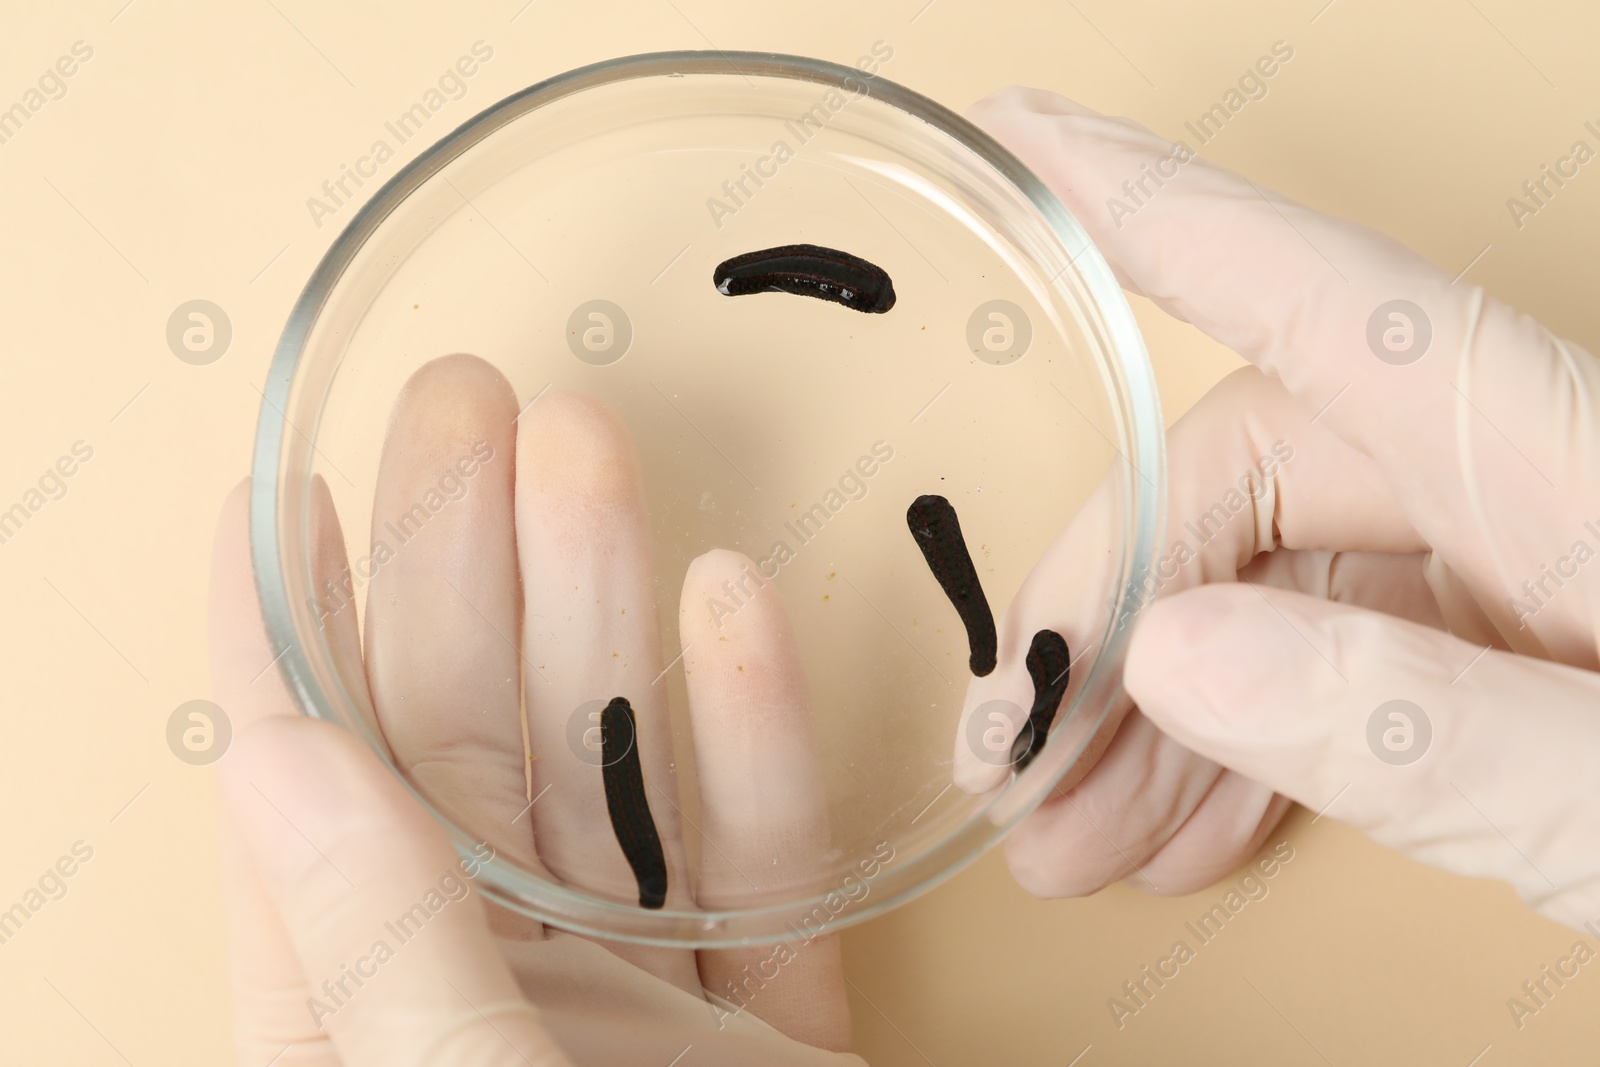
[600, 697, 667, 909]
[713, 243, 896, 314]
[906, 494, 997, 676]
[1010, 629, 1072, 772]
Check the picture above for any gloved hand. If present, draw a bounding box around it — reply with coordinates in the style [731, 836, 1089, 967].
[956, 87, 1600, 932]
[209, 356, 864, 1064]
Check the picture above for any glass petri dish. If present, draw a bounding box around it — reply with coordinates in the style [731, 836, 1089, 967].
[250, 51, 1164, 947]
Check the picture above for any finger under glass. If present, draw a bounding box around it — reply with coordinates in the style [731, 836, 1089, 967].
[679, 549, 852, 1051]
[514, 390, 698, 992]
[363, 355, 549, 932]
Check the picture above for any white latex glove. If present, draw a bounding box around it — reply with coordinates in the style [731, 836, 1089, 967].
[958, 87, 1600, 932]
[209, 357, 865, 1065]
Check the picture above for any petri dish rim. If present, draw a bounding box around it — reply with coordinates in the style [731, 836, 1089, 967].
[249, 49, 1166, 947]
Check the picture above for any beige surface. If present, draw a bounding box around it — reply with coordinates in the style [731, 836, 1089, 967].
[2, 0, 1598, 1063]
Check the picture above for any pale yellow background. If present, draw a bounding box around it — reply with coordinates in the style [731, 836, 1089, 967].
[3, 1, 1599, 1064]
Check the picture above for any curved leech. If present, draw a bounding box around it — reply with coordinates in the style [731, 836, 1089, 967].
[906, 494, 998, 676]
[713, 243, 896, 314]
[600, 696, 668, 909]
[1010, 629, 1071, 772]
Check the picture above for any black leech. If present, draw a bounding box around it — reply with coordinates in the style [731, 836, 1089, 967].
[713, 244, 896, 314]
[1010, 630, 1071, 772]
[600, 696, 668, 909]
[906, 494, 997, 676]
